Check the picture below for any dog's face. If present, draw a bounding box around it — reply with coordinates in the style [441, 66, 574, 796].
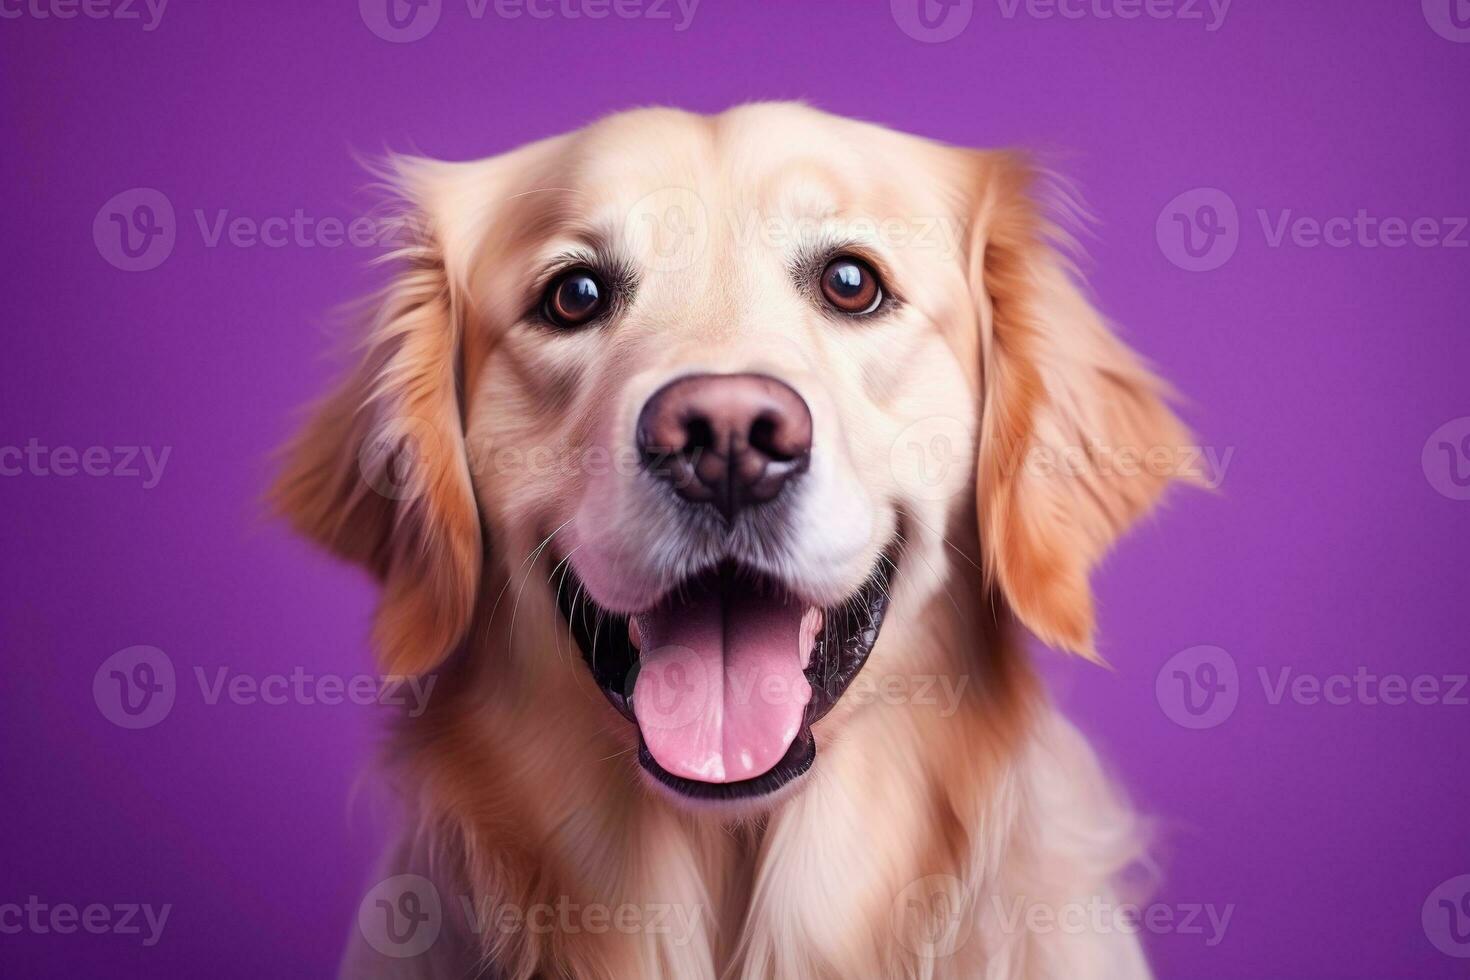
[467, 108, 981, 801]
[276, 104, 1190, 808]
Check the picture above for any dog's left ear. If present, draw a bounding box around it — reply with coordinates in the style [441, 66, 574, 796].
[272, 157, 504, 678]
[962, 152, 1197, 659]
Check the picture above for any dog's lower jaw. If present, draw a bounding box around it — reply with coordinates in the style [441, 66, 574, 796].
[552, 537, 901, 805]
[635, 728, 817, 814]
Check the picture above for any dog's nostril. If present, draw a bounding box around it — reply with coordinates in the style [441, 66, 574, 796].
[683, 414, 717, 455]
[748, 413, 787, 462]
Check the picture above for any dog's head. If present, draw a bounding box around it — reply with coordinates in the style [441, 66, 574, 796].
[275, 104, 1191, 806]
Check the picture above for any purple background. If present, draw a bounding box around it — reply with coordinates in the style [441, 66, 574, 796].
[2, 1, 1467, 976]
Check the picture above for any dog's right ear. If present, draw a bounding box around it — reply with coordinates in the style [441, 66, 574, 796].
[272, 156, 510, 678]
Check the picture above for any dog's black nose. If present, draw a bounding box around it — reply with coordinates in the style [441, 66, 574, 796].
[637, 373, 813, 521]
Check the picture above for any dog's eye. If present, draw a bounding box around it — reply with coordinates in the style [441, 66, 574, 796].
[819, 257, 883, 315]
[544, 268, 608, 328]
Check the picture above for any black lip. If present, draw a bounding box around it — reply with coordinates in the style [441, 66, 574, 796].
[637, 728, 816, 802]
[551, 540, 899, 801]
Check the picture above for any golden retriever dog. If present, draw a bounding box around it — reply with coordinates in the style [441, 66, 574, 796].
[275, 103, 1194, 979]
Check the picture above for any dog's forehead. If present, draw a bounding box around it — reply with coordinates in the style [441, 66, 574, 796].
[564, 105, 934, 227]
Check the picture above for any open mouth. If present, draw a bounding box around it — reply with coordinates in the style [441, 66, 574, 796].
[552, 544, 899, 802]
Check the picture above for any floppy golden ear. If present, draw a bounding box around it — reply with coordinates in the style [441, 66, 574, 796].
[967, 154, 1196, 659]
[272, 159, 485, 678]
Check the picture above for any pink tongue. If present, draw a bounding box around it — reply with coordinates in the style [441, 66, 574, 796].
[632, 575, 817, 783]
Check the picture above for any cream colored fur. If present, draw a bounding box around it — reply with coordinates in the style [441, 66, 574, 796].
[277, 103, 1193, 980]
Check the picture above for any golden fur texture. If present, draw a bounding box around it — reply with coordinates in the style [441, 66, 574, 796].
[274, 103, 1192, 979]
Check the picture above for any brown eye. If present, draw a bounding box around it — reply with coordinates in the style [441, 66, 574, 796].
[545, 269, 607, 327]
[819, 257, 883, 315]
